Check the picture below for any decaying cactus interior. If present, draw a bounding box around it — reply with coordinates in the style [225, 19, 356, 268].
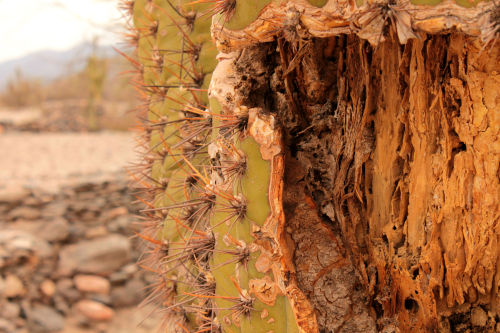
[127, 0, 499, 331]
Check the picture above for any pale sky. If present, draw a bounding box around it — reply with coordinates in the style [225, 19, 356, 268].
[0, 0, 126, 62]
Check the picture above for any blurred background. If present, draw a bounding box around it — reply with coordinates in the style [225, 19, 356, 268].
[0, 1, 162, 332]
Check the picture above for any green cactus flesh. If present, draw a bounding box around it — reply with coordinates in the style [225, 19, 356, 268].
[218, 0, 271, 31]
[409, 0, 486, 6]
[306, 0, 328, 7]
[209, 137, 299, 332]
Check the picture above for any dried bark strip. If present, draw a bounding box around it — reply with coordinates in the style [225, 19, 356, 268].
[213, 0, 497, 49]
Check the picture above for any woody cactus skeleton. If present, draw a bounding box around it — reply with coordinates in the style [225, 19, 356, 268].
[126, 0, 499, 332]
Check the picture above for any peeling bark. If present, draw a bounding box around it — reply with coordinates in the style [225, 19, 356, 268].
[212, 0, 498, 49]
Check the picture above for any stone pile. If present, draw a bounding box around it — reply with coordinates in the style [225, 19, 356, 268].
[0, 180, 155, 333]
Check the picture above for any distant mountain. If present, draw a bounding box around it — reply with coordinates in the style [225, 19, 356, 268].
[0, 43, 118, 88]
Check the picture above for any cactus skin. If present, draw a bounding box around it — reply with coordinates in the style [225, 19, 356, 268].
[307, 0, 328, 7]
[208, 118, 302, 332]
[209, 135, 300, 333]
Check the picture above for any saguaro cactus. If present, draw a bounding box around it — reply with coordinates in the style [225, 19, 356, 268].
[126, 0, 499, 332]
[126, 0, 311, 331]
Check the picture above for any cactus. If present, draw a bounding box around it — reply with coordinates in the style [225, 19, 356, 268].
[127, 0, 313, 331]
[126, 0, 499, 332]
[85, 39, 107, 131]
[128, 0, 218, 331]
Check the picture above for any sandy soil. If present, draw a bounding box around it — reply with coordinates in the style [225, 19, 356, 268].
[0, 132, 138, 191]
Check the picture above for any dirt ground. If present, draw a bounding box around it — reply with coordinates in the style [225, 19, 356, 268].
[0, 132, 138, 191]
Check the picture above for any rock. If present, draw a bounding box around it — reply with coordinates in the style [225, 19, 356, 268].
[89, 294, 112, 306]
[31, 192, 54, 205]
[107, 216, 130, 233]
[110, 286, 131, 307]
[0, 205, 8, 216]
[103, 182, 123, 193]
[55, 278, 80, 303]
[58, 235, 131, 276]
[84, 226, 108, 239]
[26, 282, 42, 301]
[0, 318, 16, 332]
[8, 206, 41, 220]
[37, 260, 57, 278]
[0, 186, 30, 204]
[6, 218, 69, 243]
[109, 272, 127, 284]
[40, 279, 56, 297]
[103, 207, 128, 222]
[121, 263, 138, 276]
[74, 183, 96, 193]
[1, 301, 21, 319]
[28, 304, 65, 332]
[4, 275, 26, 298]
[77, 191, 100, 201]
[67, 223, 87, 241]
[53, 295, 70, 314]
[5, 220, 40, 234]
[67, 201, 88, 213]
[0, 176, 141, 330]
[74, 275, 110, 295]
[109, 263, 137, 284]
[38, 218, 69, 242]
[24, 196, 43, 206]
[0, 276, 4, 295]
[92, 197, 107, 210]
[14, 317, 28, 331]
[471, 306, 488, 327]
[0, 230, 53, 266]
[95, 322, 110, 332]
[40, 202, 67, 218]
[79, 210, 99, 222]
[111, 278, 145, 307]
[74, 300, 114, 322]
